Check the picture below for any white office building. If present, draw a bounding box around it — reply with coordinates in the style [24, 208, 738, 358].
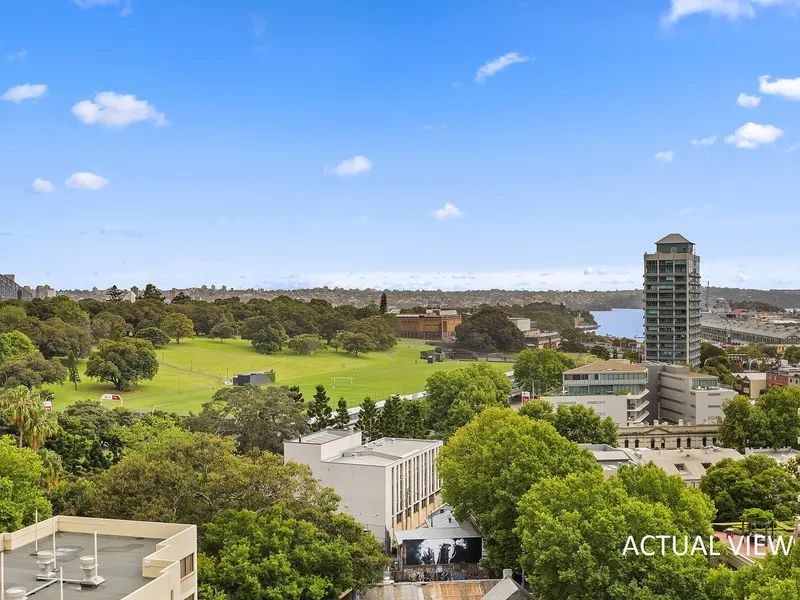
[552, 360, 651, 425]
[284, 430, 443, 548]
[650, 364, 735, 424]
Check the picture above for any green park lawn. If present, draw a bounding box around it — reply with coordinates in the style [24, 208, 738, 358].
[49, 338, 513, 414]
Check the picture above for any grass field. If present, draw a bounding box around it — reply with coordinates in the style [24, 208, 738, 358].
[49, 338, 513, 414]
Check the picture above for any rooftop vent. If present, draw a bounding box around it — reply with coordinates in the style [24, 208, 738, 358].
[6, 589, 27, 600]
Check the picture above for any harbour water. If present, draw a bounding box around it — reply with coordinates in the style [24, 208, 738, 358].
[591, 308, 644, 339]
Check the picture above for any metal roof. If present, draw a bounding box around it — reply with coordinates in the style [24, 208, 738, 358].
[655, 233, 693, 244]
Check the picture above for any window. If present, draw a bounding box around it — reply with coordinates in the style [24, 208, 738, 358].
[624, 439, 629, 448]
[676, 438, 681, 448]
[180, 554, 195, 578]
[686, 438, 691, 448]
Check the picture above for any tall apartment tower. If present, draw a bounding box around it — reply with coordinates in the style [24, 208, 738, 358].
[644, 234, 702, 367]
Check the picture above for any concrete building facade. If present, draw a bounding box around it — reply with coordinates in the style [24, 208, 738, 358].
[1, 516, 197, 600]
[618, 422, 720, 451]
[284, 431, 443, 549]
[644, 234, 702, 367]
[653, 364, 735, 424]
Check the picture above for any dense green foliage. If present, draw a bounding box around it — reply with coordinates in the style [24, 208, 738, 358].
[454, 306, 526, 352]
[85, 338, 159, 391]
[718, 387, 800, 451]
[513, 348, 576, 394]
[0, 436, 52, 531]
[517, 465, 717, 600]
[519, 399, 618, 445]
[424, 362, 512, 436]
[700, 454, 800, 521]
[187, 385, 309, 454]
[438, 408, 599, 571]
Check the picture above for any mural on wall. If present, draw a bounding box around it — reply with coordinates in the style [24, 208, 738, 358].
[403, 537, 482, 566]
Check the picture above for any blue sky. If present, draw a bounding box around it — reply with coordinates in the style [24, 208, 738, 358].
[1, 0, 799, 292]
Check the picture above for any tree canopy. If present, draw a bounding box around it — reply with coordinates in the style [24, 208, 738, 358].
[85, 338, 159, 391]
[424, 362, 512, 436]
[513, 348, 576, 395]
[438, 407, 599, 571]
[454, 306, 526, 353]
[187, 385, 309, 454]
[519, 400, 618, 445]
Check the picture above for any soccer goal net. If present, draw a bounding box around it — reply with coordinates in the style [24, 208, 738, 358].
[332, 376, 354, 387]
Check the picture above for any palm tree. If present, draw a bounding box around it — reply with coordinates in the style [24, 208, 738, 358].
[1, 385, 36, 448]
[23, 404, 60, 452]
[38, 449, 64, 490]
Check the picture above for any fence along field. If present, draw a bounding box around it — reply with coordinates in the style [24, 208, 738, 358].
[48, 337, 511, 414]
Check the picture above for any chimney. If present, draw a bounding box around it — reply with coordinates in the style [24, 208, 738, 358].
[502, 569, 513, 579]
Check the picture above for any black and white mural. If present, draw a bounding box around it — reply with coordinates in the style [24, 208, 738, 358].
[403, 537, 482, 566]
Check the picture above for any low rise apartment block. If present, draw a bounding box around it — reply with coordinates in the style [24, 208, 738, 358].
[284, 431, 443, 549]
[766, 366, 800, 389]
[550, 360, 734, 427]
[1, 516, 197, 600]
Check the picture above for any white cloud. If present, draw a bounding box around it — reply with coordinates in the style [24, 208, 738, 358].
[664, 0, 795, 24]
[758, 75, 800, 100]
[121, 1, 132, 16]
[431, 203, 463, 220]
[731, 273, 751, 282]
[250, 14, 267, 38]
[73, 0, 119, 7]
[1, 83, 47, 103]
[423, 124, 446, 131]
[725, 122, 784, 148]
[65, 172, 109, 191]
[474, 52, 531, 83]
[324, 156, 373, 177]
[4, 49, 26, 61]
[99, 224, 141, 237]
[31, 179, 55, 193]
[737, 93, 761, 108]
[783, 143, 800, 153]
[583, 267, 595, 275]
[655, 150, 675, 163]
[691, 135, 716, 146]
[72, 92, 167, 128]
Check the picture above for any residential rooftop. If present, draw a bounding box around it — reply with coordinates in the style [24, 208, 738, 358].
[566, 360, 647, 374]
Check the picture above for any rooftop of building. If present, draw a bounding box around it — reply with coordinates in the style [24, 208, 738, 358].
[328, 437, 441, 466]
[291, 430, 356, 444]
[633, 447, 744, 479]
[700, 314, 800, 338]
[3, 532, 158, 600]
[578, 444, 638, 472]
[744, 448, 800, 463]
[359, 574, 531, 600]
[1, 517, 195, 600]
[655, 233, 693, 245]
[733, 372, 768, 381]
[566, 360, 647, 374]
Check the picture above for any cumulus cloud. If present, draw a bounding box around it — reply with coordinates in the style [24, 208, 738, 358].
[737, 93, 761, 108]
[583, 268, 595, 275]
[2, 83, 47, 103]
[324, 156, 373, 177]
[664, 0, 795, 24]
[725, 122, 784, 148]
[72, 92, 167, 128]
[731, 273, 751, 282]
[655, 150, 675, 163]
[31, 179, 55, 193]
[431, 203, 463, 220]
[474, 52, 531, 83]
[691, 136, 716, 146]
[758, 75, 800, 100]
[65, 172, 109, 191]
